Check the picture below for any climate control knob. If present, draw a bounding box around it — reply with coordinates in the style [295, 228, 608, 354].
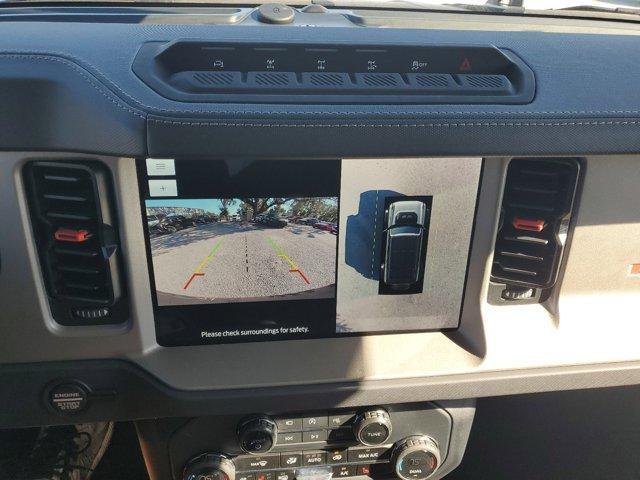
[237, 415, 277, 454]
[182, 453, 235, 480]
[353, 408, 392, 446]
[392, 436, 441, 480]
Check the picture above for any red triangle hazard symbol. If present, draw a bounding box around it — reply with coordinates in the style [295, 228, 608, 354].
[459, 58, 472, 71]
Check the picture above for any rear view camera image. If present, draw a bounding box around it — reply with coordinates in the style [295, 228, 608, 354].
[146, 197, 339, 305]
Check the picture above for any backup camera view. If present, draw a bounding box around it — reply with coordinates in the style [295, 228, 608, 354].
[146, 197, 339, 305]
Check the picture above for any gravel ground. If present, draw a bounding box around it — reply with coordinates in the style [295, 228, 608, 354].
[150, 222, 337, 303]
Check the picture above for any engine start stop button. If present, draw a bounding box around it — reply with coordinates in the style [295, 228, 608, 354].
[48, 382, 89, 415]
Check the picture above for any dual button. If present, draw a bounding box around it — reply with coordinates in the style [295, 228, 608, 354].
[275, 415, 329, 432]
[235, 447, 389, 472]
[275, 412, 356, 447]
[277, 430, 328, 445]
[278, 451, 336, 467]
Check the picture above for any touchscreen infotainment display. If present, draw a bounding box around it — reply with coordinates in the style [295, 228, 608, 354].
[138, 157, 478, 346]
[146, 197, 338, 306]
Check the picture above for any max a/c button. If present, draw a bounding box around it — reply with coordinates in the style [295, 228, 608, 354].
[348, 447, 389, 463]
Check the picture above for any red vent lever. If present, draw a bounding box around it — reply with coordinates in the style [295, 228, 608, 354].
[512, 217, 546, 232]
[54, 227, 92, 243]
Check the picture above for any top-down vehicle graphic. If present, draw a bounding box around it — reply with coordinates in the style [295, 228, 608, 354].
[382, 200, 427, 289]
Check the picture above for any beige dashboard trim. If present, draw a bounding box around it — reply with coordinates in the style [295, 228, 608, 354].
[2, 153, 640, 401]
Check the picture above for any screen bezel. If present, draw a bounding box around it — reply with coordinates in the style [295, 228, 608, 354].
[136, 158, 478, 347]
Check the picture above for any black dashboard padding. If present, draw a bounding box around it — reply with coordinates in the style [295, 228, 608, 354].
[0, 360, 389, 428]
[2, 16, 640, 156]
[0, 54, 145, 156]
[147, 114, 640, 158]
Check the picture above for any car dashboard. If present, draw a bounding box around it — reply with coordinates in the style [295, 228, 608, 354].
[2, 4, 640, 480]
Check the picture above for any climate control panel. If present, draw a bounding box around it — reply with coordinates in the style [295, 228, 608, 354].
[172, 404, 452, 480]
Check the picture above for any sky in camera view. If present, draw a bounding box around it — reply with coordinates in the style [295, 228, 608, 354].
[146, 197, 338, 217]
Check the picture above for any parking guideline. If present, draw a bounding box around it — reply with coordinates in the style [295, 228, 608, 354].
[183, 238, 224, 290]
[266, 236, 310, 285]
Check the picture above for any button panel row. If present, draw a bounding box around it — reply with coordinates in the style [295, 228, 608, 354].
[237, 464, 379, 480]
[235, 446, 391, 472]
[277, 428, 356, 446]
[275, 412, 357, 432]
[134, 42, 534, 105]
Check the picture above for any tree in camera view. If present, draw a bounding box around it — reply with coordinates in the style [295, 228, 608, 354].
[238, 198, 292, 220]
[218, 198, 235, 221]
[288, 198, 338, 222]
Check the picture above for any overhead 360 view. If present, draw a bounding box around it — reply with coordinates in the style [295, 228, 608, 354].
[2, 2, 640, 480]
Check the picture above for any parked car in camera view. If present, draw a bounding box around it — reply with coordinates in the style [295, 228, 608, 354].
[313, 221, 338, 234]
[165, 214, 196, 229]
[299, 217, 320, 226]
[263, 215, 288, 228]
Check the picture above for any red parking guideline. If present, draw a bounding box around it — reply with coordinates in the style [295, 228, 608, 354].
[295, 269, 310, 285]
[183, 272, 204, 290]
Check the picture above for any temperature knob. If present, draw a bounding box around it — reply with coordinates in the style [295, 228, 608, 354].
[353, 408, 392, 446]
[237, 416, 277, 454]
[392, 436, 441, 480]
[182, 453, 235, 480]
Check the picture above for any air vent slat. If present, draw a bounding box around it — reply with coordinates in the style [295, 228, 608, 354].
[54, 247, 100, 258]
[63, 282, 103, 292]
[57, 265, 102, 275]
[43, 193, 88, 202]
[494, 264, 539, 276]
[509, 185, 558, 195]
[43, 174, 82, 182]
[55, 294, 111, 305]
[491, 158, 580, 289]
[45, 211, 94, 221]
[503, 235, 550, 246]
[498, 250, 545, 262]
[505, 201, 556, 213]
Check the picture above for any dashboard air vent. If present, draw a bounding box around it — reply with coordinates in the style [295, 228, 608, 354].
[359, 73, 403, 88]
[308, 73, 347, 87]
[414, 74, 451, 88]
[463, 74, 506, 89]
[253, 72, 291, 87]
[24, 161, 127, 325]
[192, 71, 236, 86]
[490, 158, 580, 290]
